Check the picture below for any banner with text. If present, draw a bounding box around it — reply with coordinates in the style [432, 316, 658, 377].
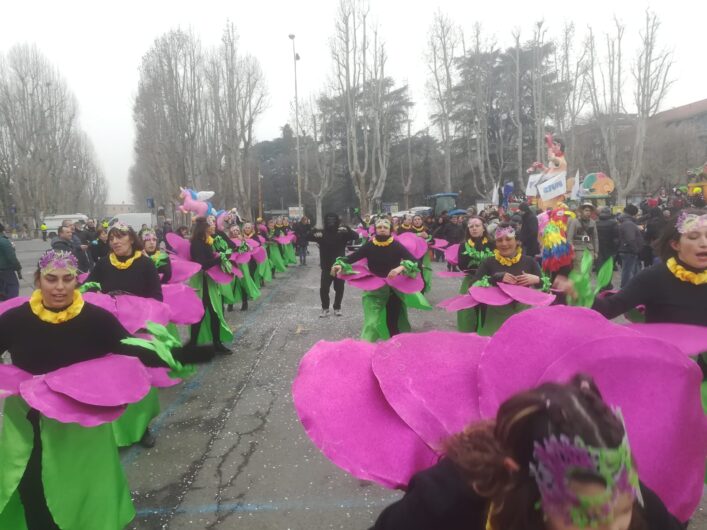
[538, 171, 567, 201]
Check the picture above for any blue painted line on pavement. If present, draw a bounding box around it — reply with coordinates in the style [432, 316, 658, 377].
[136, 496, 399, 518]
[121, 280, 285, 467]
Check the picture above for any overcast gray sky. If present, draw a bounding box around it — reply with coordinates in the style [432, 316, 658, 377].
[1, 0, 705, 204]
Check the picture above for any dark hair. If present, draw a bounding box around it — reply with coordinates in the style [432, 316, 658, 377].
[191, 217, 210, 243]
[553, 137, 566, 153]
[177, 225, 189, 236]
[108, 226, 143, 251]
[444, 375, 646, 530]
[623, 204, 639, 216]
[653, 208, 706, 262]
[58, 225, 72, 236]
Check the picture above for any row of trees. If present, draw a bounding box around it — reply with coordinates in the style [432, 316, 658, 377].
[129, 24, 266, 218]
[0, 44, 107, 227]
[130, 3, 686, 224]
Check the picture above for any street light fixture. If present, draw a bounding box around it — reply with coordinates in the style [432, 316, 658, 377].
[288, 33, 302, 215]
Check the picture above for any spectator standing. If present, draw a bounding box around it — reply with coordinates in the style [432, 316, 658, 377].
[294, 216, 312, 266]
[595, 207, 619, 288]
[518, 203, 540, 258]
[567, 202, 600, 269]
[0, 223, 22, 300]
[617, 204, 644, 288]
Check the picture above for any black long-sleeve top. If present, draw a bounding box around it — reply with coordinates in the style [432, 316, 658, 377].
[472, 254, 542, 285]
[457, 237, 495, 275]
[90, 239, 109, 262]
[308, 226, 359, 270]
[342, 238, 416, 278]
[0, 301, 165, 375]
[145, 250, 172, 284]
[371, 458, 682, 530]
[88, 253, 163, 301]
[592, 261, 707, 325]
[190, 238, 221, 270]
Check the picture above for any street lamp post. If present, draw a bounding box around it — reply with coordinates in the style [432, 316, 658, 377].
[288, 34, 302, 215]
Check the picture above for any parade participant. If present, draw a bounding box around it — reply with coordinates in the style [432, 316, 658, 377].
[541, 205, 575, 280]
[331, 217, 429, 340]
[176, 225, 190, 238]
[455, 217, 494, 332]
[557, 208, 707, 327]
[185, 216, 234, 356]
[294, 216, 312, 266]
[243, 221, 272, 286]
[275, 216, 297, 266]
[371, 376, 681, 530]
[87, 223, 162, 301]
[0, 222, 21, 301]
[142, 229, 172, 284]
[265, 218, 288, 275]
[410, 214, 433, 293]
[0, 250, 180, 530]
[89, 227, 109, 263]
[397, 214, 414, 234]
[225, 224, 260, 312]
[309, 213, 358, 317]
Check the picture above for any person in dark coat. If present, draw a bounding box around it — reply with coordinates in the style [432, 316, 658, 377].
[372, 375, 682, 530]
[0, 222, 22, 300]
[518, 202, 540, 257]
[617, 204, 644, 288]
[293, 216, 312, 266]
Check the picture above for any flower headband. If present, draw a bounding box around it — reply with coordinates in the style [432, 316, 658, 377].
[495, 226, 516, 239]
[141, 229, 157, 241]
[530, 411, 642, 528]
[676, 212, 707, 234]
[206, 215, 216, 227]
[375, 218, 392, 229]
[109, 221, 131, 233]
[38, 250, 79, 277]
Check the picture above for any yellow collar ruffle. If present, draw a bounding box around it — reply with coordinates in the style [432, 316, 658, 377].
[30, 289, 84, 324]
[109, 251, 142, 270]
[468, 237, 488, 248]
[372, 236, 394, 247]
[494, 247, 522, 267]
[666, 258, 707, 285]
[205, 235, 214, 246]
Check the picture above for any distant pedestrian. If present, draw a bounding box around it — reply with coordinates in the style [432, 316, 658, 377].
[618, 204, 644, 288]
[40, 222, 48, 241]
[0, 223, 22, 300]
[294, 216, 312, 265]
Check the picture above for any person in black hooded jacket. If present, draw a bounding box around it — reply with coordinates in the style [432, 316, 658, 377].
[308, 213, 358, 317]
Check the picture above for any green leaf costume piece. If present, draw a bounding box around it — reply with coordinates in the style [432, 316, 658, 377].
[111, 388, 160, 447]
[359, 286, 431, 343]
[568, 252, 614, 308]
[0, 397, 135, 530]
[457, 275, 477, 332]
[266, 243, 287, 273]
[188, 272, 234, 345]
[78, 281, 101, 294]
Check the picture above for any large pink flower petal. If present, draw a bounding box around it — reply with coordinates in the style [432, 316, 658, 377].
[624, 323, 707, 356]
[0, 365, 32, 396]
[245, 238, 261, 249]
[444, 295, 480, 312]
[477, 306, 640, 418]
[44, 355, 150, 407]
[251, 246, 267, 264]
[431, 238, 449, 250]
[0, 296, 29, 317]
[468, 286, 513, 306]
[356, 227, 370, 238]
[162, 283, 204, 325]
[444, 244, 460, 266]
[539, 336, 706, 523]
[166, 233, 191, 260]
[20, 377, 125, 427]
[435, 271, 465, 279]
[347, 274, 387, 291]
[292, 339, 438, 489]
[396, 232, 427, 259]
[372, 332, 489, 451]
[83, 292, 118, 316]
[207, 265, 237, 284]
[115, 295, 170, 333]
[386, 274, 424, 294]
[168, 256, 202, 283]
[231, 252, 252, 265]
[497, 283, 556, 306]
[146, 367, 182, 388]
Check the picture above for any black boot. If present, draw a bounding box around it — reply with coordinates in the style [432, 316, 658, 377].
[226, 304, 234, 312]
[214, 342, 233, 355]
[241, 299, 248, 311]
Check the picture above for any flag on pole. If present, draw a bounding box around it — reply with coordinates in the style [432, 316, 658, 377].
[570, 170, 581, 200]
[491, 183, 499, 206]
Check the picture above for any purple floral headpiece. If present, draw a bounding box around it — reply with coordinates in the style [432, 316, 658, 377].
[206, 215, 217, 227]
[675, 211, 707, 234]
[38, 250, 79, 276]
[109, 221, 131, 233]
[529, 410, 642, 528]
[141, 229, 157, 241]
[495, 226, 516, 239]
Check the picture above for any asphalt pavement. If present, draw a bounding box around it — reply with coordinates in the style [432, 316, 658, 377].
[4, 239, 707, 529]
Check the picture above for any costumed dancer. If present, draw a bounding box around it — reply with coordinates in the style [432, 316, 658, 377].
[455, 217, 494, 332]
[330, 217, 431, 341]
[141, 229, 172, 283]
[86, 223, 163, 448]
[441, 223, 550, 336]
[242, 221, 272, 286]
[277, 217, 298, 266]
[225, 224, 261, 312]
[292, 306, 707, 529]
[541, 204, 575, 280]
[0, 251, 187, 529]
[408, 214, 433, 293]
[308, 213, 358, 318]
[184, 216, 236, 357]
[265, 218, 287, 276]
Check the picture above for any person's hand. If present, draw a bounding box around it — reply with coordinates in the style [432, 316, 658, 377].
[501, 273, 517, 284]
[516, 273, 540, 286]
[330, 265, 342, 277]
[552, 275, 577, 298]
[387, 266, 404, 280]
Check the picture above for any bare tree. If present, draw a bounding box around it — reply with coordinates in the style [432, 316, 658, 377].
[426, 11, 458, 193]
[531, 21, 547, 162]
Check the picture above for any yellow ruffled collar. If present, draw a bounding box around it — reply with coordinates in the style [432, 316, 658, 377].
[494, 247, 522, 266]
[372, 236, 394, 247]
[29, 289, 84, 324]
[468, 237, 488, 248]
[109, 251, 142, 270]
[412, 225, 425, 232]
[205, 235, 214, 246]
[666, 258, 707, 285]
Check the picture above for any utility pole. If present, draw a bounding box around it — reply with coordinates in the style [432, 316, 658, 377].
[258, 174, 264, 219]
[288, 33, 302, 214]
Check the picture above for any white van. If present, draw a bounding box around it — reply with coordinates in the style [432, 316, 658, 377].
[43, 214, 89, 233]
[109, 212, 156, 231]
